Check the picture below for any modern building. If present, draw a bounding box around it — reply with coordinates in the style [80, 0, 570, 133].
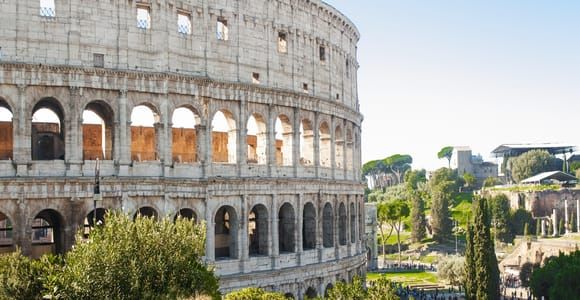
[0, 0, 365, 298]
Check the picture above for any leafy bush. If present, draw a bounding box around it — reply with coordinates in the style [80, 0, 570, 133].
[326, 276, 399, 300]
[224, 287, 287, 300]
[530, 250, 580, 299]
[508, 150, 563, 183]
[437, 256, 465, 286]
[0, 250, 49, 300]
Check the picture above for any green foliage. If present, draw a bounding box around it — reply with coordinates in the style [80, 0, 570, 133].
[530, 250, 580, 300]
[570, 161, 580, 173]
[410, 192, 426, 243]
[483, 177, 501, 188]
[25, 213, 219, 300]
[462, 173, 477, 190]
[509, 209, 535, 236]
[326, 276, 399, 300]
[519, 262, 539, 288]
[437, 256, 465, 286]
[387, 199, 410, 264]
[508, 150, 563, 183]
[0, 250, 51, 300]
[464, 198, 500, 300]
[488, 194, 513, 243]
[404, 169, 426, 191]
[437, 146, 454, 168]
[224, 288, 287, 300]
[429, 168, 461, 242]
[558, 219, 565, 236]
[363, 155, 413, 189]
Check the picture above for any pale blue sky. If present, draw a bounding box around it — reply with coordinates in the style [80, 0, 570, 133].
[325, 0, 580, 170]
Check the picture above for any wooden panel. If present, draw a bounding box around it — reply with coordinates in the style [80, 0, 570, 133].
[82, 124, 103, 160]
[131, 126, 157, 161]
[172, 128, 197, 163]
[212, 132, 229, 163]
[0, 122, 12, 160]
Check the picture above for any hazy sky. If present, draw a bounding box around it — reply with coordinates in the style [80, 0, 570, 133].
[324, 0, 580, 170]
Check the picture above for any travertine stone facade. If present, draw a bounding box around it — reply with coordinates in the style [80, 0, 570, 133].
[0, 0, 364, 298]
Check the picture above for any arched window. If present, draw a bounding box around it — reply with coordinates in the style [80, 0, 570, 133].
[83, 101, 114, 160]
[0, 100, 13, 160]
[275, 115, 293, 166]
[32, 98, 65, 160]
[278, 203, 295, 253]
[0, 211, 13, 253]
[172, 107, 200, 163]
[325, 283, 334, 298]
[246, 114, 267, 164]
[300, 119, 314, 166]
[83, 208, 107, 238]
[32, 209, 64, 257]
[249, 204, 268, 256]
[134, 206, 158, 220]
[350, 202, 356, 244]
[175, 208, 197, 222]
[215, 206, 238, 259]
[211, 110, 237, 164]
[130, 105, 159, 162]
[305, 287, 318, 299]
[302, 202, 316, 250]
[346, 128, 353, 171]
[322, 202, 334, 248]
[339, 203, 347, 245]
[335, 125, 344, 169]
[319, 122, 331, 167]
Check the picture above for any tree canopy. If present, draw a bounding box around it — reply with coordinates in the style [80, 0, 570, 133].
[438, 146, 454, 168]
[508, 150, 563, 182]
[530, 250, 580, 299]
[363, 154, 413, 189]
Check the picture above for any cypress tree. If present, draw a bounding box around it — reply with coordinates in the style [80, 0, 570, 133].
[465, 198, 500, 300]
[431, 185, 451, 242]
[464, 221, 477, 300]
[410, 192, 426, 242]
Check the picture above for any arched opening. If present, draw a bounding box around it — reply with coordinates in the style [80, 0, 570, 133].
[134, 206, 158, 220]
[319, 122, 331, 167]
[246, 114, 267, 164]
[249, 204, 269, 256]
[335, 125, 344, 169]
[31, 209, 64, 257]
[325, 283, 334, 297]
[0, 211, 13, 253]
[172, 107, 200, 163]
[350, 203, 356, 244]
[284, 292, 294, 299]
[215, 206, 238, 259]
[211, 110, 237, 164]
[31, 98, 65, 160]
[278, 203, 295, 253]
[175, 208, 197, 222]
[300, 119, 314, 166]
[130, 105, 159, 162]
[323, 202, 334, 248]
[0, 100, 13, 160]
[83, 208, 107, 238]
[305, 287, 318, 299]
[302, 202, 316, 250]
[339, 202, 347, 245]
[275, 115, 293, 166]
[346, 128, 353, 170]
[83, 101, 114, 160]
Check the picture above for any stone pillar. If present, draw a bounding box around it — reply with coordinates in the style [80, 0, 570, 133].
[565, 199, 569, 234]
[296, 193, 304, 266]
[65, 87, 83, 176]
[205, 197, 215, 262]
[117, 90, 131, 175]
[240, 195, 249, 272]
[313, 112, 320, 178]
[330, 116, 336, 180]
[267, 105, 276, 175]
[271, 194, 279, 269]
[292, 107, 300, 177]
[14, 84, 28, 176]
[541, 219, 546, 237]
[552, 209, 558, 237]
[196, 124, 208, 177]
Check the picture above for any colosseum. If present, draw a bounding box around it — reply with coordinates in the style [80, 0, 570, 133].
[0, 0, 364, 297]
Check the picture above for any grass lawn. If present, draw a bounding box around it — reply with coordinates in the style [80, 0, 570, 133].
[367, 270, 439, 285]
[380, 232, 411, 245]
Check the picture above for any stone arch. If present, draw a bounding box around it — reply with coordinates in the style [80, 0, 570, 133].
[339, 202, 347, 245]
[323, 202, 334, 248]
[350, 202, 356, 243]
[275, 114, 293, 166]
[278, 203, 295, 253]
[300, 119, 314, 166]
[304, 286, 318, 299]
[215, 205, 238, 259]
[175, 208, 197, 222]
[0, 98, 13, 160]
[172, 106, 201, 163]
[83, 207, 107, 238]
[31, 97, 66, 160]
[246, 113, 267, 165]
[302, 202, 316, 250]
[130, 104, 160, 162]
[283, 292, 294, 299]
[249, 204, 269, 256]
[134, 206, 159, 220]
[0, 211, 13, 254]
[82, 100, 114, 160]
[324, 283, 334, 297]
[211, 109, 237, 164]
[319, 121, 331, 167]
[346, 127, 353, 171]
[334, 125, 344, 169]
[31, 209, 65, 257]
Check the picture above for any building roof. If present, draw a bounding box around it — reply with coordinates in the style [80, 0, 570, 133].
[491, 143, 576, 157]
[520, 171, 577, 184]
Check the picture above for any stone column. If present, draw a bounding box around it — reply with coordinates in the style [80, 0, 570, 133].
[292, 107, 300, 177]
[240, 195, 249, 272]
[205, 197, 215, 262]
[65, 87, 83, 176]
[552, 209, 558, 237]
[330, 116, 336, 180]
[313, 112, 320, 178]
[117, 90, 131, 175]
[296, 193, 304, 266]
[271, 194, 279, 269]
[14, 84, 28, 176]
[565, 199, 569, 234]
[196, 124, 208, 177]
[541, 219, 546, 237]
[267, 104, 276, 176]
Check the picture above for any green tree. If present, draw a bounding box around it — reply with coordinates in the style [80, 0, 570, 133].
[463, 221, 476, 300]
[530, 250, 580, 299]
[462, 173, 477, 191]
[509, 209, 535, 236]
[0, 250, 50, 300]
[429, 168, 460, 243]
[410, 192, 426, 243]
[438, 146, 454, 168]
[386, 199, 410, 265]
[225, 287, 287, 300]
[384, 154, 413, 185]
[558, 218, 565, 235]
[483, 177, 500, 188]
[326, 276, 399, 300]
[437, 256, 466, 287]
[508, 150, 563, 183]
[377, 201, 394, 258]
[464, 198, 500, 300]
[489, 194, 513, 243]
[519, 262, 539, 288]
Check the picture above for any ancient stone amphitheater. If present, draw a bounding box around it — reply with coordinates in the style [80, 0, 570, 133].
[0, 0, 364, 297]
